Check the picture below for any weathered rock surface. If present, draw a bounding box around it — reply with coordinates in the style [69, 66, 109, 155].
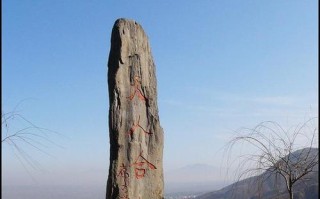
[106, 18, 164, 199]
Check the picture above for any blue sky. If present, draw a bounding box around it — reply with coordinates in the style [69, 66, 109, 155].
[2, 0, 318, 195]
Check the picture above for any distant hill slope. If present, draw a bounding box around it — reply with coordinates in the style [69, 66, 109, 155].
[196, 148, 319, 199]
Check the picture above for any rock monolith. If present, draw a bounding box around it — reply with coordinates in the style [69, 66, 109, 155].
[106, 18, 164, 199]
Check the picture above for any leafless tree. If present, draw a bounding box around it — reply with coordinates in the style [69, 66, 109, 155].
[2, 101, 63, 175]
[224, 118, 318, 199]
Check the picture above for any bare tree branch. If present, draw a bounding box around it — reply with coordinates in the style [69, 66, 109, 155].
[224, 118, 318, 199]
[2, 104, 65, 175]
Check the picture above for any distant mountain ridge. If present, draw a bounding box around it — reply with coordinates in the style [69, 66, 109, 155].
[196, 148, 319, 199]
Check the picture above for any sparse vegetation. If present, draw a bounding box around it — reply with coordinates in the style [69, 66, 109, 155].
[224, 118, 318, 199]
[2, 101, 63, 174]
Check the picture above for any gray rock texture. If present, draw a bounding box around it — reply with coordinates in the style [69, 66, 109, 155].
[106, 18, 164, 199]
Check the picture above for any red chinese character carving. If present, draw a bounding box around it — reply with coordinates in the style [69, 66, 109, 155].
[117, 163, 129, 198]
[134, 168, 146, 179]
[130, 151, 157, 179]
[127, 76, 146, 101]
[127, 116, 152, 136]
[116, 152, 156, 199]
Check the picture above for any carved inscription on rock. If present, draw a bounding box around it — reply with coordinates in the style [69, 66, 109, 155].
[106, 18, 164, 199]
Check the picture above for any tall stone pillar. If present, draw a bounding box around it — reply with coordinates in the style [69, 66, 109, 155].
[106, 18, 164, 199]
